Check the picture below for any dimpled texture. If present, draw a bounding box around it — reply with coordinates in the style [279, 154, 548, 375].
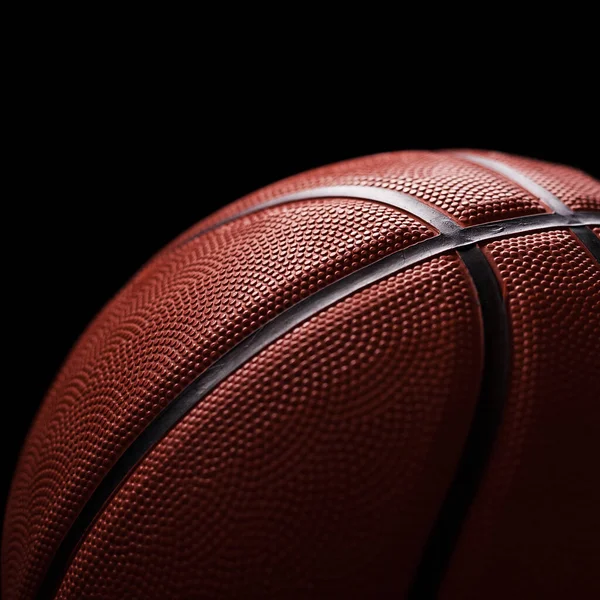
[440, 230, 600, 599]
[467, 150, 600, 212]
[4, 151, 600, 600]
[2, 199, 433, 600]
[184, 151, 546, 235]
[55, 255, 483, 600]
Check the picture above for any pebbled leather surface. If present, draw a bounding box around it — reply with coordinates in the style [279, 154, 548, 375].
[177, 151, 548, 239]
[3, 151, 599, 600]
[2, 199, 433, 600]
[463, 150, 600, 212]
[55, 255, 483, 599]
[440, 230, 600, 599]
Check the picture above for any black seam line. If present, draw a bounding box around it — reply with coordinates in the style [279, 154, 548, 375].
[37, 222, 600, 600]
[412, 155, 599, 598]
[175, 184, 599, 252]
[176, 185, 462, 249]
[408, 245, 510, 599]
[457, 153, 574, 216]
[458, 153, 600, 267]
[571, 225, 600, 263]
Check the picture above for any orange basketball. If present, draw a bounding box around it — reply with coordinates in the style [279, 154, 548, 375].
[3, 151, 600, 599]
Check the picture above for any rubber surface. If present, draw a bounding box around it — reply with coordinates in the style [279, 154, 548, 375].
[178, 151, 548, 236]
[408, 246, 509, 598]
[458, 150, 600, 212]
[2, 150, 600, 600]
[33, 207, 600, 599]
[3, 200, 433, 600]
[571, 226, 600, 262]
[54, 255, 483, 600]
[440, 230, 600, 599]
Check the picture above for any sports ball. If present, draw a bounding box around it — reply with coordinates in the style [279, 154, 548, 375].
[3, 151, 600, 599]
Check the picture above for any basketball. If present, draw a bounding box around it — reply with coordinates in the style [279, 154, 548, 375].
[3, 150, 599, 599]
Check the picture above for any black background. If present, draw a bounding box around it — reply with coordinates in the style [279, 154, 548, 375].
[3, 86, 598, 520]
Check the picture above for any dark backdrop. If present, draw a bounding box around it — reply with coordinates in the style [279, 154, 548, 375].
[4, 94, 598, 519]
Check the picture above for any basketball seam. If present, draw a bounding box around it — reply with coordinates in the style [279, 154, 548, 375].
[175, 188, 599, 252]
[570, 226, 600, 263]
[455, 153, 572, 216]
[456, 152, 600, 267]
[407, 245, 510, 599]
[409, 154, 600, 596]
[36, 182, 600, 600]
[174, 185, 459, 249]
